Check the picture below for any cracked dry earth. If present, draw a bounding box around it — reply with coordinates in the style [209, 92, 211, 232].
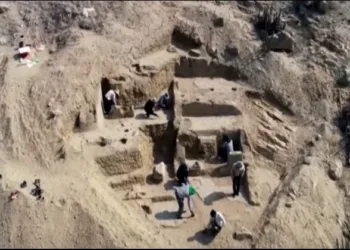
[0, 1, 350, 248]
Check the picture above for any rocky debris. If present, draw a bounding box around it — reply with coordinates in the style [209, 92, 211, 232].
[109, 105, 134, 118]
[141, 205, 152, 214]
[98, 137, 111, 147]
[31, 179, 44, 201]
[285, 202, 292, 208]
[0, 4, 9, 14]
[337, 67, 350, 87]
[172, 18, 203, 47]
[78, 18, 94, 30]
[288, 192, 296, 200]
[328, 160, 343, 181]
[189, 49, 201, 57]
[124, 191, 142, 200]
[151, 195, 175, 203]
[20, 181, 27, 188]
[0, 36, 7, 46]
[152, 162, 166, 182]
[9, 190, 19, 202]
[314, 134, 322, 141]
[225, 43, 239, 57]
[275, 133, 290, 144]
[82, 7, 95, 18]
[206, 44, 218, 58]
[142, 65, 157, 71]
[124, 105, 135, 118]
[76, 110, 95, 130]
[188, 161, 205, 176]
[265, 31, 294, 52]
[48, 107, 62, 120]
[233, 227, 253, 241]
[297, 0, 331, 14]
[245, 90, 263, 99]
[303, 156, 312, 165]
[213, 17, 224, 27]
[176, 140, 186, 163]
[321, 33, 345, 54]
[254, 7, 286, 38]
[167, 45, 177, 53]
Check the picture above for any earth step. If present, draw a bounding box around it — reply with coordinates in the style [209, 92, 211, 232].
[108, 169, 146, 190]
[257, 127, 288, 149]
[273, 153, 288, 168]
[180, 116, 241, 132]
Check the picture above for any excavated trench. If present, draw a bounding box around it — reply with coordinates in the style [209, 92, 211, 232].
[76, 44, 268, 206]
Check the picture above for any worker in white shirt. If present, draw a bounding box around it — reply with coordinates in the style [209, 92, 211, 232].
[203, 209, 226, 235]
[103, 89, 120, 115]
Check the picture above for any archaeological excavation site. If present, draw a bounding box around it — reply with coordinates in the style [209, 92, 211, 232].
[0, 1, 350, 248]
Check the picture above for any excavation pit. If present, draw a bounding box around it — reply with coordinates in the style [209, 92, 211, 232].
[181, 101, 242, 117]
[178, 127, 243, 161]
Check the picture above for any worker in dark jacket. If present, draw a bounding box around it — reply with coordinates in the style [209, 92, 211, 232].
[219, 134, 234, 162]
[144, 98, 158, 118]
[158, 93, 170, 109]
[176, 162, 189, 185]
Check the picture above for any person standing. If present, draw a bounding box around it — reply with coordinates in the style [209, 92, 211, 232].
[173, 183, 196, 219]
[231, 160, 245, 197]
[158, 93, 170, 109]
[219, 134, 234, 162]
[176, 162, 189, 185]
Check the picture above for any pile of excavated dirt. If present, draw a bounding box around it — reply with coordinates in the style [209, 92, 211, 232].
[0, 1, 350, 248]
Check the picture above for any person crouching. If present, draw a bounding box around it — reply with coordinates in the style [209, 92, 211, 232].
[158, 93, 170, 109]
[202, 209, 226, 236]
[144, 98, 159, 118]
[103, 89, 120, 115]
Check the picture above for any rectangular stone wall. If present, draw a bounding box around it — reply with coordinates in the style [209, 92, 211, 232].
[96, 150, 143, 176]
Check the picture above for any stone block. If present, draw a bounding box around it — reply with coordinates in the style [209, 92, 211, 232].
[176, 140, 186, 163]
[110, 174, 145, 190]
[152, 162, 166, 182]
[228, 151, 243, 168]
[188, 161, 206, 176]
[96, 149, 143, 176]
[107, 105, 134, 119]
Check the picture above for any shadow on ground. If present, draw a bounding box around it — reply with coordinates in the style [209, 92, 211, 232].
[204, 191, 230, 205]
[164, 179, 178, 190]
[146, 174, 162, 185]
[187, 230, 216, 245]
[155, 210, 178, 221]
[210, 164, 230, 178]
[135, 113, 147, 120]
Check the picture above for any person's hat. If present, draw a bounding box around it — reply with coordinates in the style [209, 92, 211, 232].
[189, 185, 196, 196]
